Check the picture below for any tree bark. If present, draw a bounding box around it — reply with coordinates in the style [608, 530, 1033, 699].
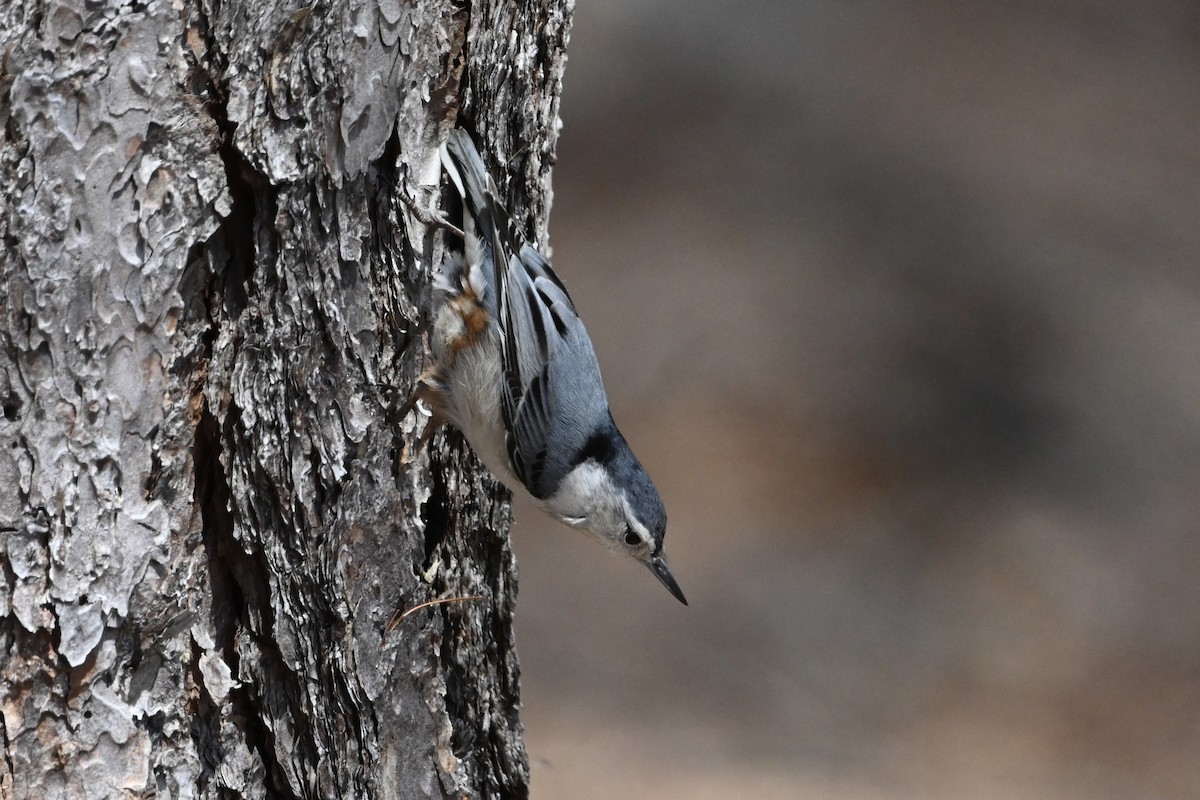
[0, 0, 571, 797]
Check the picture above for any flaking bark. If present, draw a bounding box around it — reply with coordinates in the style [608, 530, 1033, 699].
[0, 0, 572, 797]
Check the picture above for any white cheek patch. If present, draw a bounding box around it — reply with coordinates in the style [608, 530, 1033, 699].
[548, 462, 608, 519]
[547, 462, 630, 552]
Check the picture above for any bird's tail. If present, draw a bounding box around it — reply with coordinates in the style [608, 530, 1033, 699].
[440, 129, 506, 311]
[441, 130, 500, 240]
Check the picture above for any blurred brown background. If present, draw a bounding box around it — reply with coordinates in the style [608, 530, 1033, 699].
[511, 2, 1200, 798]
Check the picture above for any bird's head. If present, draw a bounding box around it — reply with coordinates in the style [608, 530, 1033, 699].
[547, 434, 686, 605]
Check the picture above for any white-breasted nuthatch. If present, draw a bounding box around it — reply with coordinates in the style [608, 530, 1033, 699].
[409, 129, 686, 605]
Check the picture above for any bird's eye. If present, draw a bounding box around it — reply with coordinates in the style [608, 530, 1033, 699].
[624, 528, 641, 546]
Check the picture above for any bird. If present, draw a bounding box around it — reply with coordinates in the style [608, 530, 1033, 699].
[407, 129, 686, 605]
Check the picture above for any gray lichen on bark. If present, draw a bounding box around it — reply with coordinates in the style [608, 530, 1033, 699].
[0, 0, 572, 797]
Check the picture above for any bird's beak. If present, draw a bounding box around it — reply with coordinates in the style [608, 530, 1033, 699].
[649, 557, 688, 605]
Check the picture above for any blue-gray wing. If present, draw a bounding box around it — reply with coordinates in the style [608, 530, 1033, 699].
[498, 245, 610, 497]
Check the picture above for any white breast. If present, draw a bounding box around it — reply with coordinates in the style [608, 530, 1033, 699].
[437, 327, 524, 493]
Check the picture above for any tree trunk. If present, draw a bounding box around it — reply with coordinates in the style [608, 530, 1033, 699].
[0, 1, 571, 797]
